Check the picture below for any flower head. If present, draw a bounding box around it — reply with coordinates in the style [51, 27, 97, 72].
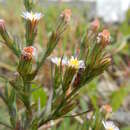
[98, 29, 110, 47]
[21, 46, 37, 61]
[91, 18, 100, 31]
[68, 56, 85, 69]
[102, 121, 119, 130]
[0, 19, 5, 31]
[51, 57, 68, 66]
[22, 11, 43, 25]
[60, 9, 72, 23]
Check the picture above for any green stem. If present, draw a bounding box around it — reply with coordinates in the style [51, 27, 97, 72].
[63, 109, 91, 118]
[38, 115, 52, 128]
[22, 80, 33, 130]
[24, 0, 33, 11]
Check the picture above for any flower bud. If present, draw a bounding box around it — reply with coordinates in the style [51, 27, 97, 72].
[60, 9, 72, 23]
[97, 29, 110, 48]
[21, 46, 37, 61]
[18, 46, 37, 77]
[101, 104, 112, 119]
[91, 19, 100, 32]
[0, 19, 13, 47]
[0, 19, 5, 32]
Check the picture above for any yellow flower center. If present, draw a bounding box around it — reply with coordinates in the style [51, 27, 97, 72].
[69, 58, 79, 68]
[108, 127, 114, 130]
[57, 59, 61, 66]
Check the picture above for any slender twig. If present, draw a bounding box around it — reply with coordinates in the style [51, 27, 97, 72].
[63, 109, 91, 118]
[39, 110, 91, 128]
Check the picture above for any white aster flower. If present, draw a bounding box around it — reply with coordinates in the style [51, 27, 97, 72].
[21, 11, 43, 22]
[68, 56, 85, 69]
[102, 121, 119, 130]
[51, 57, 68, 66]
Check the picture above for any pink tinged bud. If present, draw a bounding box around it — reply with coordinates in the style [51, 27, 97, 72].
[0, 19, 5, 31]
[60, 9, 72, 23]
[101, 104, 112, 113]
[91, 19, 100, 31]
[21, 46, 37, 61]
[98, 29, 110, 47]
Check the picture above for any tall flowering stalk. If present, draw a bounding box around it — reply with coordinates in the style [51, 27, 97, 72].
[0, 1, 116, 130]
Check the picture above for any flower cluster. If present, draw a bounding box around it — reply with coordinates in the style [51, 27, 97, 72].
[0, 1, 115, 129]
